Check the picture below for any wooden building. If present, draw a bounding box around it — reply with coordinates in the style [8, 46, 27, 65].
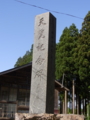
[0, 62, 69, 119]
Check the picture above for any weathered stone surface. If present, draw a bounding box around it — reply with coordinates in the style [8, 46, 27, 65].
[15, 113, 84, 120]
[29, 12, 56, 114]
[15, 113, 55, 120]
[56, 114, 84, 120]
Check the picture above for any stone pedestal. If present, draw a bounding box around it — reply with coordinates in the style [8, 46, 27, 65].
[15, 113, 85, 120]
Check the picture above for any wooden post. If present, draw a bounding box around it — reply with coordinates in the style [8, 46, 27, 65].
[54, 89, 59, 113]
[63, 100, 65, 114]
[85, 99, 87, 115]
[83, 99, 85, 115]
[79, 96, 81, 114]
[72, 80, 75, 114]
[77, 92, 79, 114]
[76, 90, 77, 114]
[8, 85, 10, 101]
[60, 100, 62, 113]
[65, 90, 67, 114]
[15, 101, 18, 113]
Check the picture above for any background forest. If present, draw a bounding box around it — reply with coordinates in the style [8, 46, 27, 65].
[14, 11, 90, 114]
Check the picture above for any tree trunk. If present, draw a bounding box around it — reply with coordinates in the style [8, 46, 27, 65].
[79, 96, 81, 114]
[76, 92, 79, 114]
[85, 98, 87, 116]
[60, 96, 63, 114]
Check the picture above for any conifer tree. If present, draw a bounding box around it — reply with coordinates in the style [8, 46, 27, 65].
[56, 24, 79, 82]
[14, 44, 33, 67]
[76, 11, 90, 99]
[55, 24, 79, 113]
[78, 11, 90, 81]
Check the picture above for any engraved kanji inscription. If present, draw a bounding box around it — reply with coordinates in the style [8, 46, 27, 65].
[38, 17, 46, 26]
[35, 55, 44, 65]
[38, 29, 45, 39]
[34, 69, 43, 81]
[36, 43, 45, 51]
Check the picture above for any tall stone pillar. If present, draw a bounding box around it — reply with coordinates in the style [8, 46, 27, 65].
[29, 12, 56, 114]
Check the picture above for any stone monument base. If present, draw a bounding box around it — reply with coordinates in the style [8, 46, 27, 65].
[15, 113, 84, 120]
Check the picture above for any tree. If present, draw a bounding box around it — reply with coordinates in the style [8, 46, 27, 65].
[78, 11, 90, 81]
[55, 24, 79, 81]
[55, 24, 79, 113]
[14, 44, 33, 67]
[76, 11, 90, 100]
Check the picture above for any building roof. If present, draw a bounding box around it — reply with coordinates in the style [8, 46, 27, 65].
[0, 62, 69, 91]
[0, 62, 32, 76]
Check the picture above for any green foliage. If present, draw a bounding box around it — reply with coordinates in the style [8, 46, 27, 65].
[77, 11, 90, 83]
[14, 44, 33, 67]
[55, 24, 79, 80]
[56, 11, 90, 101]
[76, 11, 90, 99]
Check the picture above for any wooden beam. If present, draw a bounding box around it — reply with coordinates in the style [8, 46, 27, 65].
[16, 71, 31, 76]
[55, 86, 69, 92]
[17, 105, 29, 110]
[55, 80, 69, 91]
[1, 75, 27, 80]
[0, 80, 28, 85]
[56, 87, 66, 91]
[0, 118, 13, 120]
[0, 76, 30, 84]
[0, 100, 17, 104]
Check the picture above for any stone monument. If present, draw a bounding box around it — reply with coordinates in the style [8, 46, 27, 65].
[29, 12, 56, 114]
